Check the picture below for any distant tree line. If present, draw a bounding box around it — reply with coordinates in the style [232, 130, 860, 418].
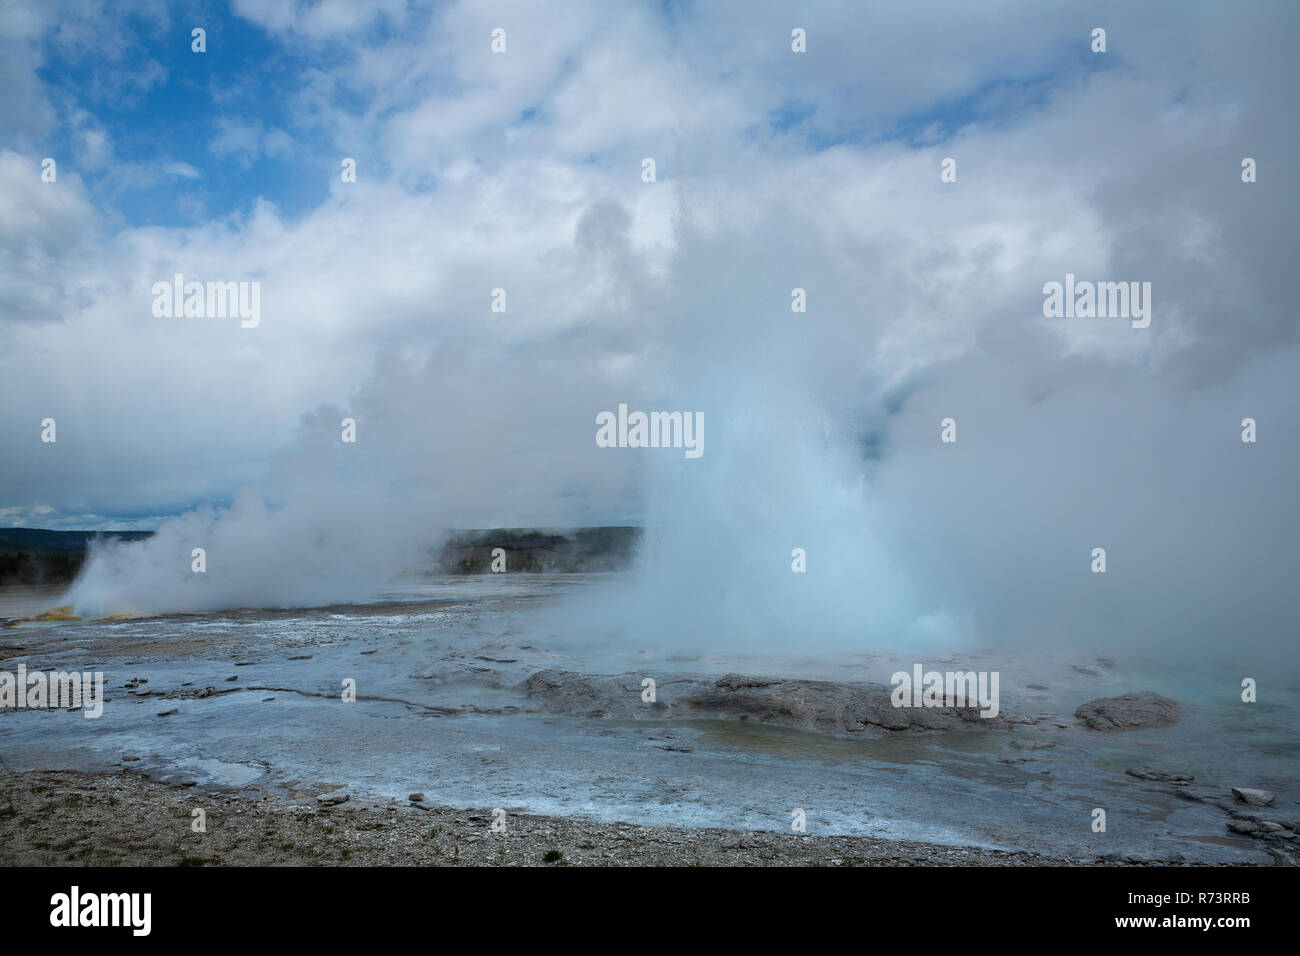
[0, 551, 85, 586]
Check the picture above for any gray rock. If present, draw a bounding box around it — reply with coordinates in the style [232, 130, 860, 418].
[1126, 766, 1194, 783]
[1074, 692, 1179, 731]
[521, 669, 1011, 736]
[677, 673, 998, 734]
[316, 790, 350, 806]
[1232, 787, 1277, 807]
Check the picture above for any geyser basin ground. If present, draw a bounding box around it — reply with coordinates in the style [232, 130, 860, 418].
[1, 573, 1295, 865]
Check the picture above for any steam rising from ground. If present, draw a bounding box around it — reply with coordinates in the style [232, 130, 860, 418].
[68, 490, 413, 618]
[63, 204, 1300, 677]
[64, 345, 639, 617]
[553, 223, 1300, 668]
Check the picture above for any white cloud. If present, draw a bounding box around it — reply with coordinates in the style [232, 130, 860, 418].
[161, 160, 201, 179]
[209, 117, 296, 168]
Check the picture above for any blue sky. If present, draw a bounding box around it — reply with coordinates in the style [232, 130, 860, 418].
[35, 8, 334, 225]
[19, 1, 1124, 234]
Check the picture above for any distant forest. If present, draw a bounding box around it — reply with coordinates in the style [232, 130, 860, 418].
[435, 527, 641, 573]
[0, 527, 642, 586]
[0, 529, 152, 586]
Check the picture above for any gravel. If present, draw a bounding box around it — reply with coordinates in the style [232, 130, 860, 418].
[0, 768, 1137, 868]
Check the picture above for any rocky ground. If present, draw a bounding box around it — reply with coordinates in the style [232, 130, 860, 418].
[0, 768, 1183, 867]
[2, 587, 1294, 868]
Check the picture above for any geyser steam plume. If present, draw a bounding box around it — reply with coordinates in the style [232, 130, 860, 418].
[61, 208, 1300, 680]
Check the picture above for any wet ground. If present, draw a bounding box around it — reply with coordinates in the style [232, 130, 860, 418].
[1, 574, 1295, 864]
